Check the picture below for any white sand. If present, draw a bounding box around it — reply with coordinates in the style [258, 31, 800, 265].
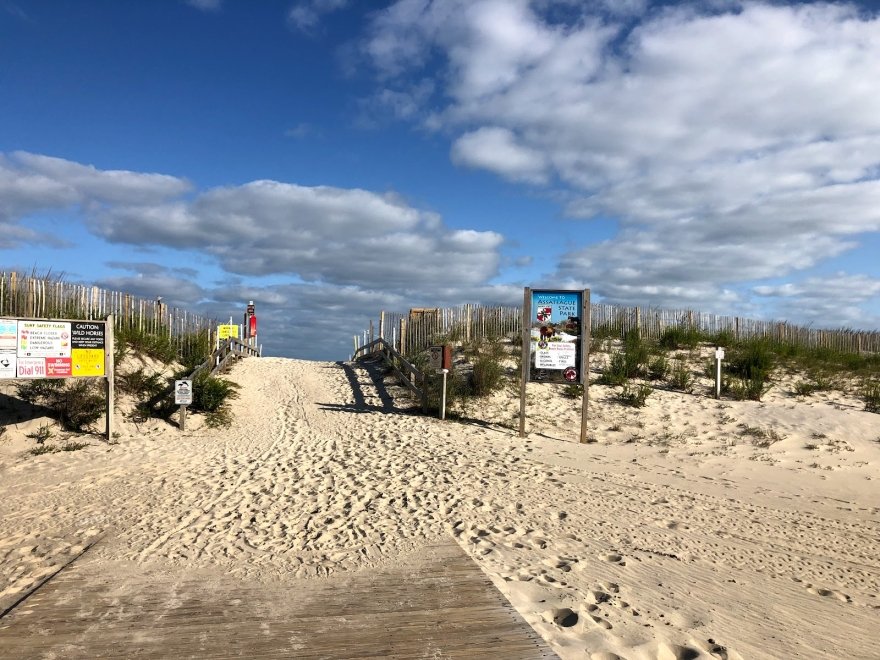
[1, 354, 878, 659]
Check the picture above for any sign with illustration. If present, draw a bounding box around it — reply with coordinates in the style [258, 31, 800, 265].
[175, 379, 193, 405]
[528, 290, 584, 384]
[17, 320, 71, 358]
[0, 319, 16, 378]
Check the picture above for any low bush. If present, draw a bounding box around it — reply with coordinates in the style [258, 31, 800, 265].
[618, 383, 652, 407]
[562, 383, 583, 399]
[669, 360, 693, 392]
[659, 326, 703, 350]
[471, 354, 505, 396]
[192, 372, 239, 413]
[648, 354, 668, 380]
[864, 380, 880, 413]
[18, 380, 103, 432]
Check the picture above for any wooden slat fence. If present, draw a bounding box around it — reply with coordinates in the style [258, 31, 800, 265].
[0, 271, 217, 356]
[363, 302, 880, 358]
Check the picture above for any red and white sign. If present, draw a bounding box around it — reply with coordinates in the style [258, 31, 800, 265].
[46, 357, 72, 377]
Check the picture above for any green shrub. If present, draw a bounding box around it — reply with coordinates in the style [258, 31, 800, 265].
[562, 384, 583, 399]
[669, 360, 693, 392]
[115, 326, 177, 364]
[54, 380, 104, 431]
[192, 372, 239, 413]
[618, 383, 652, 407]
[864, 380, 880, 413]
[599, 351, 628, 386]
[117, 368, 168, 399]
[18, 380, 103, 432]
[471, 354, 505, 396]
[648, 353, 668, 380]
[659, 326, 703, 350]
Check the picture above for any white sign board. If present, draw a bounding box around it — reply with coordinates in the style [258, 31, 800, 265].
[175, 379, 193, 405]
[534, 342, 576, 370]
[17, 358, 47, 378]
[17, 321, 71, 358]
[0, 319, 16, 378]
[0, 354, 16, 378]
[715, 348, 725, 360]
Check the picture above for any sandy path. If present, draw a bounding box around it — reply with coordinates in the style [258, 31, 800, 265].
[2, 356, 879, 659]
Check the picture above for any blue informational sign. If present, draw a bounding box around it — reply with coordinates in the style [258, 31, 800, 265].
[529, 289, 584, 384]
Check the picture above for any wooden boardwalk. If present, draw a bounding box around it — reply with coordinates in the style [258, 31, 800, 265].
[0, 540, 557, 659]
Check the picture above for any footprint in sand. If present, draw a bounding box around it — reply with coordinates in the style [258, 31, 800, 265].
[599, 552, 626, 566]
[804, 583, 852, 602]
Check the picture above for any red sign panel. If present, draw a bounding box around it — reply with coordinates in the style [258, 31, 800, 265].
[46, 357, 72, 378]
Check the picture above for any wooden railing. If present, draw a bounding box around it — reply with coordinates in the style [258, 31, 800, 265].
[352, 338, 428, 413]
[188, 337, 261, 379]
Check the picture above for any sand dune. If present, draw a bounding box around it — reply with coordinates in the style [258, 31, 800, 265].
[1, 355, 878, 659]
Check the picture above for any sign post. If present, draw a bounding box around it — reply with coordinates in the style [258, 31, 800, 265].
[175, 379, 193, 431]
[519, 288, 591, 441]
[429, 345, 452, 420]
[714, 347, 725, 399]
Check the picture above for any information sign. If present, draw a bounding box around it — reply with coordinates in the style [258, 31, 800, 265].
[17, 358, 47, 378]
[175, 379, 193, 405]
[528, 290, 584, 384]
[217, 324, 239, 340]
[0, 354, 15, 379]
[17, 321, 71, 358]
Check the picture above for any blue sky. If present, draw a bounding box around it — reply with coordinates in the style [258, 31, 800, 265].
[2, 0, 880, 360]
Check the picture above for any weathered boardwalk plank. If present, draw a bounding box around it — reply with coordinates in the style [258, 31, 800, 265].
[0, 540, 557, 659]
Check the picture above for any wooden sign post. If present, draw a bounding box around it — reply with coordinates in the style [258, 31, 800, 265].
[519, 288, 591, 442]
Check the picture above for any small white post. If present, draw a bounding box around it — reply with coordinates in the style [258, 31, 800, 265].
[715, 347, 725, 399]
[440, 368, 448, 420]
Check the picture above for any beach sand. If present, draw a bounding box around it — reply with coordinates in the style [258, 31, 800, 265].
[1, 354, 878, 659]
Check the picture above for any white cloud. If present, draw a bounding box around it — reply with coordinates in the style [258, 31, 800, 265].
[752, 273, 880, 328]
[364, 1, 880, 319]
[0, 151, 506, 305]
[452, 127, 549, 183]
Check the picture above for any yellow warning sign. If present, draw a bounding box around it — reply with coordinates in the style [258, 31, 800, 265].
[71, 348, 105, 377]
[217, 324, 239, 340]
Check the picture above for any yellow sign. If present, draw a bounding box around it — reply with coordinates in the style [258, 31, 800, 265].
[217, 324, 239, 340]
[71, 348, 105, 377]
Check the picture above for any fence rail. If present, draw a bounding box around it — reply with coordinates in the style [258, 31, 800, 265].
[188, 337, 261, 380]
[353, 338, 428, 412]
[0, 271, 217, 357]
[356, 302, 880, 358]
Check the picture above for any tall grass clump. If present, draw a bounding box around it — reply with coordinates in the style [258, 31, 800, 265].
[659, 325, 703, 350]
[864, 380, 880, 413]
[115, 326, 177, 364]
[724, 339, 774, 401]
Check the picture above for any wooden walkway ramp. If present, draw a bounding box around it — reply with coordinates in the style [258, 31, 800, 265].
[0, 540, 557, 659]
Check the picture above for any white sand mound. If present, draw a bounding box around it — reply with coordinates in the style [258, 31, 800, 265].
[1, 354, 878, 659]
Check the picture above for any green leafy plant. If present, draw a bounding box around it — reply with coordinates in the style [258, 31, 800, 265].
[192, 372, 239, 413]
[669, 359, 693, 392]
[562, 383, 584, 399]
[659, 325, 703, 350]
[26, 424, 54, 445]
[863, 380, 880, 413]
[618, 383, 652, 408]
[471, 354, 505, 396]
[648, 353, 669, 380]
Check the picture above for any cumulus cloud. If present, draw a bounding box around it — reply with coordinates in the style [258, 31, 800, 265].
[90, 179, 504, 293]
[752, 273, 880, 328]
[364, 1, 880, 318]
[0, 151, 507, 351]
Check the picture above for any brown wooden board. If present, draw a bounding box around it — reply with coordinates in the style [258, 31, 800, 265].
[0, 540, 557, 659]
